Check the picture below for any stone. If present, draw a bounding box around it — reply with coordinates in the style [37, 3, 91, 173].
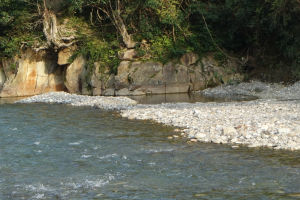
[189, 66, 207, 91]
[57, 46, 76, 65]
[118, 49, 137, 60]
[89, 62, 112, 96]
[163, 62, 190, 93]
[278, 128, 291, 134]
[195, 133, 206, 139]
[180, 52, 199, 66]
[0, 68, 6, 88]
[0, 49, 65, 97]
[64, 55, 86, 94]
[223, 126, 238, 136]
[115, 61, 131, 90]
[103, 88, 115, 96]
[115, 88, 131, 96]
[129, 61, 163, 86]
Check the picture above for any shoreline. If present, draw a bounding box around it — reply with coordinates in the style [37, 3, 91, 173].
[121, 100, 300, 151]
[16, 91, 300, 151]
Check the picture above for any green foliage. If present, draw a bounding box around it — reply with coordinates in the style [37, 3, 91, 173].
[1, 0, 299, 79]
[68, 16, 120, 74]
[0, 0, 43, 58]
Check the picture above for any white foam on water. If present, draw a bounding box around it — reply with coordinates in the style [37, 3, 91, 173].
[84, 179, 109, 188]
[64, 175, 115, 190]
[32, 193, 45, 199]
[98, 153, 118, 160]
[93, 146, 101, 150]
[145, 148, 175, 153]
[69, 141, 82, 146]
[148, 162, 156, 166]
[81, 155, 92, 158]
[34, 141, 40, 145]
[25, 184, 54, 193]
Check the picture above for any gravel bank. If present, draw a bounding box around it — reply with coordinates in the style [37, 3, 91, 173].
[121, 100, 300, 150]
[16, 91, 300, 150]
[16, 92, 137, 110]
[201, 81, 300, 100]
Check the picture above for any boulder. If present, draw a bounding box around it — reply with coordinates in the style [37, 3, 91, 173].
[163, 62, 190, 93]
[102, 88, 115, 96]
[0, 68, 6, 88]
[189, 55, 226, 90]
[118, 49, 137, 60]
[64, 55, 86, 94]
[57, 46, 76, 65]
[180, 52, 199, 66]
[129, 61, 163, 86]
[189, 65, 207, 91]
[115, 61, 131, 90]
[115, 88, 146, 96]
[0, 49, 65, 97]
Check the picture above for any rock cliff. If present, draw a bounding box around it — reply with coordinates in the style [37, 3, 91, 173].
[0, 49, 65, 97]
[0, 47, 243, 97]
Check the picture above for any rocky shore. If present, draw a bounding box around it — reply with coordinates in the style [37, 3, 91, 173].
[17, 92, 137, 110]
[121, 100, 300, 150]
[16, 86, 300, 151]
[201, 80, 300, 100]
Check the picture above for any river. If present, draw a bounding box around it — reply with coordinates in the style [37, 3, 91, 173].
[0, 95, 299, 199]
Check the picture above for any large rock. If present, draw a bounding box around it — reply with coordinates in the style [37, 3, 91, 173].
[115, 61, 131, 90]
[129, 61, 163, 86]
[64, 55, 86, 94]
[0, 49, 65, 97]
[188, 55, 242, 90]
[163, 62, 190, 93]
[180, 52, 199, 66]
[0, 68, 6, 88]
[57, 46, 76, 65]
[90, 62, 114, 96]
[114, 61, 192, 95]
[118, 49, 137, 60]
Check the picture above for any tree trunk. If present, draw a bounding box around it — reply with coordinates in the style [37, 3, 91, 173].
[42, 0, 75, 49]
[110, 1, 136, 49]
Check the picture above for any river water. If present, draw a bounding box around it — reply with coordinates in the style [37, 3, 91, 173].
[0, 96, 299, 199]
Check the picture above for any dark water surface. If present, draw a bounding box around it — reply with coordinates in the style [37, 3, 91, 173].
[0, 100, 299, 199]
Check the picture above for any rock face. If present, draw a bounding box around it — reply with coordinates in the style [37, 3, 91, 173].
[64, 55, 86, 94]
[0, 49, 65, 97]
[118, 49, 137, 61]
[0, 68, 6, 89]
[0, 51, 243, 97]
[57, 46, 76, 65]
[111, 53, 242, 96]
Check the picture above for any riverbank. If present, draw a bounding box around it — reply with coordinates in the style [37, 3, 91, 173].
[17, 92, 137, 110]
[121, 100, 300, 150]
[16, 82, 300, 151]
[200, 80, 300, 100]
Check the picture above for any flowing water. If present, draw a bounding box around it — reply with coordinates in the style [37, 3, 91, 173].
[0, 97, 299, 199]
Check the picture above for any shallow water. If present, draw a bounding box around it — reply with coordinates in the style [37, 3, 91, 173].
[0, 102, 299, 199]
